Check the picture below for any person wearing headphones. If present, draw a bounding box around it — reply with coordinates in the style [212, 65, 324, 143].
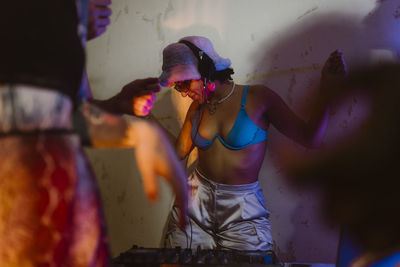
[159, 36, 347, 251]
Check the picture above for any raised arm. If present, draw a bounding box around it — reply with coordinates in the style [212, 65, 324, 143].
[265, 50, 347, 148]
[264, 87, 329, 148]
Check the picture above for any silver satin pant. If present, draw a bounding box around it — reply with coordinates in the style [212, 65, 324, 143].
[165, 169, 273, 251]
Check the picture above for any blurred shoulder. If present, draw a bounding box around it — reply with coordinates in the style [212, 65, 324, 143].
[187, 101, 200, 118]
[188, 101, 200, 111]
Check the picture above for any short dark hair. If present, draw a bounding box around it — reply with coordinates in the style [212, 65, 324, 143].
[211, 68, 234, 83]
[178, 40, 234, 83]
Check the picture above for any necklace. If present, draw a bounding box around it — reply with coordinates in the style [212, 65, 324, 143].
[206, 82, 235, 114]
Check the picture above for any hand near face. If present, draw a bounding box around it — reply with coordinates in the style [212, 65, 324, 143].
[117, 78, 161, 116]
[87, 0, 112, 40]
[133, 93, 155, 117]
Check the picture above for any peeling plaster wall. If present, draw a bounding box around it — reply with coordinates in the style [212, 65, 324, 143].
[85, 0, 400, 263]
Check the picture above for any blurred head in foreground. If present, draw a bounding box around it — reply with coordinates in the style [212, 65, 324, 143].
[282, 63, 400, 258]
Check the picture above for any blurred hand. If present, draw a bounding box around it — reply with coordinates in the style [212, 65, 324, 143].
[87, 0, 112, 40]
[117, 78, 161, 116]
[321, 50, 348, 95]
[124, 120, 188, 228]
[133, 93, 155, 117]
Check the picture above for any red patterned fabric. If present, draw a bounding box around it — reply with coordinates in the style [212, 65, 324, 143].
[0, 134, 110, 266]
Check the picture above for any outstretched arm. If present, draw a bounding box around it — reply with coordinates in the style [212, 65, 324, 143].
[88, 77, 161, 116]
[81, 102, 188, 227]
[266, 50, 347, 148]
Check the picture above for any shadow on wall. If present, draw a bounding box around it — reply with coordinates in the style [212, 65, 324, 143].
[247, 2, 400, 263]
[363, 0, 400, 56]
[248, 13, 367, 263]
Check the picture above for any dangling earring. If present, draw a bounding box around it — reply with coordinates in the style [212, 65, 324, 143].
[206, 82, 215, 92]
[202, 78, 208, 103]
[204, 80, 215, 101]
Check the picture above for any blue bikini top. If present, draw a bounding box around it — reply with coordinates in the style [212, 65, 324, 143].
[191, 85, 267, 150]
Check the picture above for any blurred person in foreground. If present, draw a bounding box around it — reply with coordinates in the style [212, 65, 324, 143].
[0, 0, 187, 266]
[281, 63, 400, 267]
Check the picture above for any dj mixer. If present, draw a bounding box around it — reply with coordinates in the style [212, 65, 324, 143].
[112, 245, 282, 266]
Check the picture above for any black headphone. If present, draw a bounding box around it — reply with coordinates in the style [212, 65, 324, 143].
[179, 40, 216, 82]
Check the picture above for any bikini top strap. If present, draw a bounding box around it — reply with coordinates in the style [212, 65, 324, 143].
[241, 85, 249, 107]
[193, 107, 200, 123]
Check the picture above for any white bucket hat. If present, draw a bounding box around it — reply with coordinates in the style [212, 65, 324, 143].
[159, 36, 231, 86]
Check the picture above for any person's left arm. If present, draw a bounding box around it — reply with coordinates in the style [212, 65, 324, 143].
[264, 50, 347, 148]
[263, 87, 329, 148]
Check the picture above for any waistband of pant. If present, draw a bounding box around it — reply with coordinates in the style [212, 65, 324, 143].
[0, 129, 76, 137]
[194, 168, 260, 192]
[0, 84, 73, 133]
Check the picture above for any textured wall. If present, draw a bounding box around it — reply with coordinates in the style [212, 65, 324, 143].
[85, 0, 400, 263]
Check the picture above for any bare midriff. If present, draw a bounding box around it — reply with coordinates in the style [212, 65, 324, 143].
[197, 139, 268, 185]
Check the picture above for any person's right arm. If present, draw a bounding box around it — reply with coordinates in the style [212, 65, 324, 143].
[175, 102, 199, 160]
[263, 50, 347, 148]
